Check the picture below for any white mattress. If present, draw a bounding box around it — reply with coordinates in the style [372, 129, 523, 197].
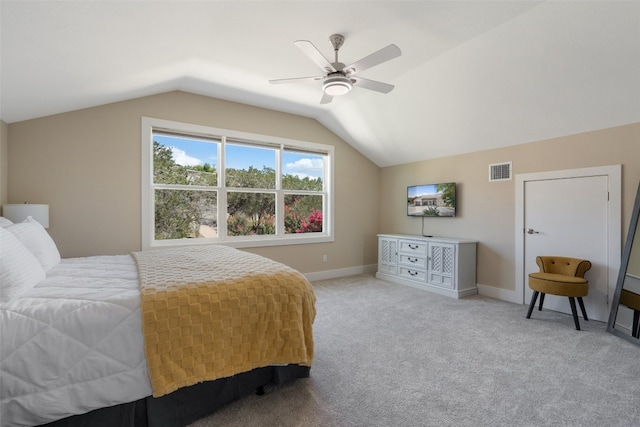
[0, 255, 152, 427]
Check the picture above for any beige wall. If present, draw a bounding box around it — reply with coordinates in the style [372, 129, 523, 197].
[6, 92, 640, 289]
[380, 122, 640, 291]
[7, 91, 381, 274]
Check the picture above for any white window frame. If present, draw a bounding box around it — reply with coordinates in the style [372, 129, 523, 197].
[141, 117, 334, 250]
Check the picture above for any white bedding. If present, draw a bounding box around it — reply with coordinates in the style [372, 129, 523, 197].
[0, 255, 152, 427]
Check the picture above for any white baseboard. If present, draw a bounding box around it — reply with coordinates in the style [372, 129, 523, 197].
[304, 264, 378, 282]
[477, 283, 522, 304]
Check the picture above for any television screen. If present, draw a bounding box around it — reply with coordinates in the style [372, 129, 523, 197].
[407, 183, 456, 217]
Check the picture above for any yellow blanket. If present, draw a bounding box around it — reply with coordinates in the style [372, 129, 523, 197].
[132, 245, 316, 397]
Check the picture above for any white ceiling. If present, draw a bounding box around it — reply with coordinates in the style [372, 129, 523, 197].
[1, 1, 639, 167]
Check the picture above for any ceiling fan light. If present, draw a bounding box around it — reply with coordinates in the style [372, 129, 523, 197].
[323, 76, 352, 96]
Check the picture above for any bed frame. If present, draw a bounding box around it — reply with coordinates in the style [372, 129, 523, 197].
[41, 365, 310, 427]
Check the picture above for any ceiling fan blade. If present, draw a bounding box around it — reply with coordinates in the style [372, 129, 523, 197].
[320, 92, 333, 104]
[351, 77, 395, 94]
[344, 44, 401, 75]
[269, 76, 323, 84]
[294, 40, 336, 73]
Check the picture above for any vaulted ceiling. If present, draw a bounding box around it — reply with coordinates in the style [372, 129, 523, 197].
[1, 1, 639, 167]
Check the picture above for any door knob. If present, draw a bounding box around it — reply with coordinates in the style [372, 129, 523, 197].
[526, 228, 540, 234]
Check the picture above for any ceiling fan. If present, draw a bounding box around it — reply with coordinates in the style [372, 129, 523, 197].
[269, 34, 401, 104]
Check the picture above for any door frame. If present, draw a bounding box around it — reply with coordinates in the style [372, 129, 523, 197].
[515, 165, 621, 305]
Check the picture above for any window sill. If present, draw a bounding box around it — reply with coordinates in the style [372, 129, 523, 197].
[145, 234, 334, 250]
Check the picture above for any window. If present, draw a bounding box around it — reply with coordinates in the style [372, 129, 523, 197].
[142, 117, 333, 249]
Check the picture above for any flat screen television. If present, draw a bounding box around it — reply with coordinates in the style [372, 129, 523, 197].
[407, 183, 456, 217]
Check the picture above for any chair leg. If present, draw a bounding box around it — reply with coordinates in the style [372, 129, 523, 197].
[568, 297, 581, 330]
[538, 293, 545, 311]
[526, 291, 539, 319]
[577, 297, 588, 321]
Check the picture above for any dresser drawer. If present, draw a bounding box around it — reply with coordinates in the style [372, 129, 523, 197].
[398, 240, 428, 255]
[399, 254, 427, 268]
[399, 266, 426, 282]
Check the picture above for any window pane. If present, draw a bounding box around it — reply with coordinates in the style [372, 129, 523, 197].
[282, 150, 324, 191]
[227, 192, 275, 236]
[155, 189, 217, 240]
[285, 194, 323, 233]
[225, 144, 276, 189]
[153, 135, 218, 186]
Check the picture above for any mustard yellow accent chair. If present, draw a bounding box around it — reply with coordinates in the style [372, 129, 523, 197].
[526, 256, 592, 330]
[619, 289, 640, 338]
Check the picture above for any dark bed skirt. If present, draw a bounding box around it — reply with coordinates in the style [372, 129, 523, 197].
[41, 364, 310, 427]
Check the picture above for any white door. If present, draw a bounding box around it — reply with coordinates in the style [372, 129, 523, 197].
[523, 176, 610, 321]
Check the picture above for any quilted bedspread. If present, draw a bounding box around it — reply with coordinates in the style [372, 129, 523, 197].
[132, 245, 316, 397]
[0, 256, 152, 427]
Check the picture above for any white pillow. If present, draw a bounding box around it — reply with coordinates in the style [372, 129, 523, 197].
[0, 216, 13, 227]
[0, 227, 46, 302]
[6, 217, 61, 272]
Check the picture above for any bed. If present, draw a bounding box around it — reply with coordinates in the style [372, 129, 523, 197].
[0, 217, 316, 427]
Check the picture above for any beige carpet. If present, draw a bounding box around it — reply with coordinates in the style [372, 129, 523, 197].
[189, 274, 640, 427]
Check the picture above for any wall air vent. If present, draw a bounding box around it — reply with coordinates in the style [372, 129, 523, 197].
[489, 162, 512, 182]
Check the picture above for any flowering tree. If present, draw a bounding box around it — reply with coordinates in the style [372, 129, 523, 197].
[285, 196, 322, 233]
[297, 209, 323, 233]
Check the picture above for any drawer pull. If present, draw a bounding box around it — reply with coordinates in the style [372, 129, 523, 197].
[408, 244, 419, 250]
[408, 257, 418, 263]
[408, 270, 418, 276]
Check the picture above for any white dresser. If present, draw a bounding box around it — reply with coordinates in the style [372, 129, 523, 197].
[377, 234, 478, 299]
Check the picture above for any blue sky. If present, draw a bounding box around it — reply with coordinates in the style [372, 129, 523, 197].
[407, 184, 439, 198]
[154, 135, 324, 179]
